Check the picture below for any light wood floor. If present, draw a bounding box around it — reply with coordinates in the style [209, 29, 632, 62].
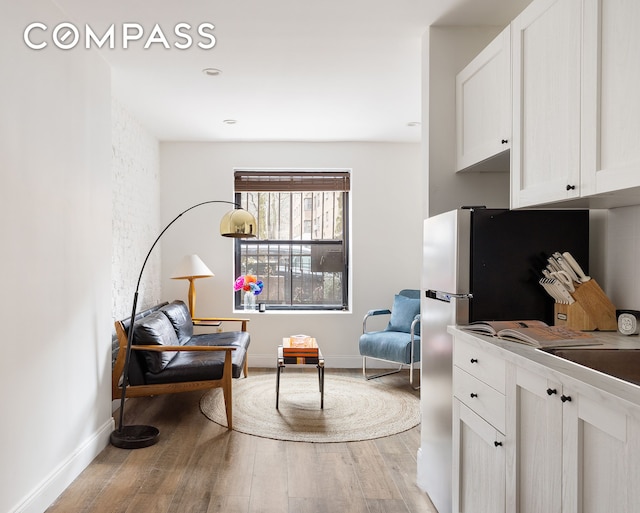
[46, 369, 437, 513]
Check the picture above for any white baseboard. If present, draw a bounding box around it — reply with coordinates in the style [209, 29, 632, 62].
[11, 418, 114, 513]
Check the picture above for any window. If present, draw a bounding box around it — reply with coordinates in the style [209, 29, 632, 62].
[234, 170, 350, 310]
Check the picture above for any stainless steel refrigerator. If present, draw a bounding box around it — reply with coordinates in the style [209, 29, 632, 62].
[417, 207, 589, 513]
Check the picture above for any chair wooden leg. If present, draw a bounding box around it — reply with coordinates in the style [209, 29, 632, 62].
[222, 350, 233, 429]
[243, 353, 249, 377]
[222, 377, 232, 430]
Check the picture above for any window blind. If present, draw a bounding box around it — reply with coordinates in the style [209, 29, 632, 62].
[234, 170, 350, 192]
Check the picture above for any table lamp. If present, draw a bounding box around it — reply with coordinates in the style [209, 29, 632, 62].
[171, 254, 214, 316]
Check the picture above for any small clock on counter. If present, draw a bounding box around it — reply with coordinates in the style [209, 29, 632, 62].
[616, 309, 640, 335]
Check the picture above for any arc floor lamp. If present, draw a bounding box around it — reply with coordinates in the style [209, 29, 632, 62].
[110, 200, 256, 449]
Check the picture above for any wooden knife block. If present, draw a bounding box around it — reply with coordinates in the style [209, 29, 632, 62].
[554, 279, 617, 331]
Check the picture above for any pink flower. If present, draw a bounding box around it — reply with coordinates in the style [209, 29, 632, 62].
[234, 275, 264, 295]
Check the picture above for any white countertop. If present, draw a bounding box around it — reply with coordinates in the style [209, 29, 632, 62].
[448, 326, 640, 410]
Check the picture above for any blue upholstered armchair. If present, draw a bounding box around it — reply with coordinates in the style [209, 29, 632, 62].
[359, 289, 420, 389]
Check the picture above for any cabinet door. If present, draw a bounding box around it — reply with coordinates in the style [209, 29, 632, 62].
[453, 399, 505, 513]
[511, 0, 582, 208]
[456, 26, 511, 172]
[508, 367, 563, 513]
[561, 389, 640, 513]
[581, 0, 640, 196]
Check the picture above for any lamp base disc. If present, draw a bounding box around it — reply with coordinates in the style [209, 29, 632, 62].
[110, 425, 159, 449]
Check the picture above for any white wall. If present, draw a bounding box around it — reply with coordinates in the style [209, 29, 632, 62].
[160, 142, 422, 367]
[424, 26, 510, 217]
[111, 100, 162, 321]
[0, 2, 113, 512]
[606, 205, 640, 311]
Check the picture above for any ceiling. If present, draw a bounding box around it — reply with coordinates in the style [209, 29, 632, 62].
[55, 0, 529, 143]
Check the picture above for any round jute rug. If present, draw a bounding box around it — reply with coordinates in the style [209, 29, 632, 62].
[200, 371, 420, 443]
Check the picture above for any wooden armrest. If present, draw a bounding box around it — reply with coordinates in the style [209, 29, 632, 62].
[193, 317, 250, 322]
[131, 345, 236, 352]
[192, 317, 250, 331]
[191, 319, 221, 327]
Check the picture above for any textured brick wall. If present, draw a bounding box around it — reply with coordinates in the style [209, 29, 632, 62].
[111, 99, 161, 326]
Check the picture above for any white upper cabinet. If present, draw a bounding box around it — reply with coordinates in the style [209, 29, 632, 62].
[456, 26, 511, 172]
[510, 0, 583, 208]
[581, 0, 640, 198]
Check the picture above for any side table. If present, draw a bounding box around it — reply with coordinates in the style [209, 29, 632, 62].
[276, 345, 324, 409]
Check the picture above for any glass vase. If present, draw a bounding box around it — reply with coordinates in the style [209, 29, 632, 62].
[244, 291, 256, 311]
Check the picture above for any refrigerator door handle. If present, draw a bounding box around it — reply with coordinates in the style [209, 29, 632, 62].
[425, 289, 473, 303]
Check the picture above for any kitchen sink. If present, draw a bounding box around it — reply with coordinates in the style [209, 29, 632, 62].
[541, 348, 640, 386]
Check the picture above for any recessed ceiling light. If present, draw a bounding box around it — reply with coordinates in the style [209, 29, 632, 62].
[407, 121, 421, 127]
[202, 68, 222, 76]
[223, 119, 237, 125]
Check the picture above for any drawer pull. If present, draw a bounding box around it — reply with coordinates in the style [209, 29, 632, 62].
[546, 388, 557, 396]
[470, 393, 478, 398]
[494, 441, 503, 447]
[561, 395, 572, 403]
[470, 358, 478, 364]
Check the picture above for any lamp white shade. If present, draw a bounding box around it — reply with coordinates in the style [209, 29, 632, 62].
[171, 254, 214, 280]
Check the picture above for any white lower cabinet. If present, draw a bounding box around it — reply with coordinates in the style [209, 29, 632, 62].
[561, 387, 640, 513]
[507, 366, 563, 513]
[509, 367, 640, 513]
[453, 400, 505, 513]
[453, 339, 507, 513]
[453, 335, 640, 513]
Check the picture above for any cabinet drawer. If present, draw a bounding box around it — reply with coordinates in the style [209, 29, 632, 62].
[454, 366, 506, 433]
[454, 338, 506, 393]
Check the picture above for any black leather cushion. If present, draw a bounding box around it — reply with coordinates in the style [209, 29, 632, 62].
[133, 311, 179, 373]
[160, 301, 194, 343]
[192, 331, 251, 351]
[188, 331, 250, 378]
[144, 331, 250, 383]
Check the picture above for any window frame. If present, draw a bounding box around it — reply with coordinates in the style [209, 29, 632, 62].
[233, 170, 350, 312]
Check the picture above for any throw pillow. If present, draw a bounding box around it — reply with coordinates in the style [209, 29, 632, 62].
[133, 311, 179, 373]
[387, 294, 420, 333]
[161, 300, 194, 343]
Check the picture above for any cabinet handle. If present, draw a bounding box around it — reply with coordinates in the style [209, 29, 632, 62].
[561, 395, 572, 402]
[566, 184, 576, 191]
[494, 441, 503, 447]
[546, 388, 557, 396]
[501, 139, 508, 144]
[470, 358, 478, 364]
[470, 393, 478, 398]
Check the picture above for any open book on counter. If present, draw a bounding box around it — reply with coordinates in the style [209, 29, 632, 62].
[461, 320, 601, 348]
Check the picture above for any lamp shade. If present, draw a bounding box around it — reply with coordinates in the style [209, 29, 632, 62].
[171, 254, 214, 280]
[220, 208, 257, 238]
